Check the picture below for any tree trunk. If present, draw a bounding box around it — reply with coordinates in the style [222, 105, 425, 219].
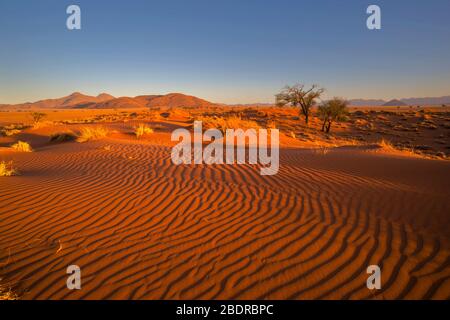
[326, 121, 332, 133]
[321, 120, 326, 131]
[300, 106, 309, 125]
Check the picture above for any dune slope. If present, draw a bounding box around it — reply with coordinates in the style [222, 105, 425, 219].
[0, 136, 449, 299]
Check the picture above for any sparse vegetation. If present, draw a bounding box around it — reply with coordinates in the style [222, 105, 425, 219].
[11, 141, 33, 152]
[198, 116, 260, 132]
[77, 126, 110, 142]
[0, 287, 18, 300]
[377, 138, 397, 152]
[0, 124, 27, 137]
[1, 128, 21, 136]
[32, 120, 53, 129]
[0, 161, 17, 177]
[50, 131, 77, 143]
[375, 138, 419, 157]
[0, 278, 18, 300]
[134, 123, 154, 139]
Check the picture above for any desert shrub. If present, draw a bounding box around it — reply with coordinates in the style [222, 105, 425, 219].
[0, 161, 17, 177]
[50, 131, 77, 143]
[11, 141, 33, 152]
[77, 126, 110, 143]
[5, 124, 26, 130]
[0, 124, 27, 137]
[375, 138, 424, 157]
[30, 112, 47, 125]
[1, 128, 21, 136]
[32, 120, 53, 129]
[134, 123, 154, 139]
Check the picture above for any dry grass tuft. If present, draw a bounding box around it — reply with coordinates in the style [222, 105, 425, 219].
[0, 287, 18, 300]
[198, 116, 260, 132]
[0, 278, 19, 300]
[0, 161, 17, 177]
[77, 126, 110, 143]
[0, 124, 27, 137]
[50, 131, 77, 143]
[1, 129, 21, 136]
[375, 138, 423, 158]
[11, 141, 33, 152]
[134, 123, 154, 139]
[377, 138, 397, 152]
[32, 120, 53, 129]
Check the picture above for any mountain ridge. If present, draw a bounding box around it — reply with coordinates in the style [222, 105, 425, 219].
[382, 99, 407, 106]
[0, 92, 216, 109]
[2, 92, 450, 109]
[349, 95, 450, 106]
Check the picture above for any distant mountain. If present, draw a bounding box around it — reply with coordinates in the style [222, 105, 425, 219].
[144, 93, 213, 108]
[349, 95, 450, 106]
[96, 93, 116, 101]
[0, 92, 115, 110]
[348, 99, 385, 106]
[383, 99, 407, 106]
[3, 92, 449, 109]
[0, 92, 216, 109]
[400, 96, 450, 106]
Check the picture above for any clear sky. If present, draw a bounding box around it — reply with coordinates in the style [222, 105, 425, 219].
[1, 0, 449, 104]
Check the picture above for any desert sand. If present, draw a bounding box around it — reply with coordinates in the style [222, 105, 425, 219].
[1, 105, 449, 299]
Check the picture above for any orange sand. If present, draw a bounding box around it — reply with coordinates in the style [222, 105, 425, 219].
[0, 110, 449, 300]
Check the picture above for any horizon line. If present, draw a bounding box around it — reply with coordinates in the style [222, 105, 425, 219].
[2, 90, 450, 106]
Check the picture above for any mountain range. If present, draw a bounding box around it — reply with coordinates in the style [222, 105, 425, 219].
[349, 96, 450, 106]
[2, 92, 449, 109]
[0, 92, 215, 109]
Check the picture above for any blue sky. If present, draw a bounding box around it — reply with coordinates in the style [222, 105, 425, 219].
[1, 0, 449, 104]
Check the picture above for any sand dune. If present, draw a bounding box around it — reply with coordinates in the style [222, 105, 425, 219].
[1, 124, 449, 299]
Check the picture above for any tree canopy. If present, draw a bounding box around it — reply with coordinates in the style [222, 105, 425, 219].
[275, 84, 324, 124]
[317, 97, 348, 133]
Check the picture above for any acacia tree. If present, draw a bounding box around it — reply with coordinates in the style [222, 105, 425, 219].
[318, 97, 348, 133]
[275, 84, 324, 124]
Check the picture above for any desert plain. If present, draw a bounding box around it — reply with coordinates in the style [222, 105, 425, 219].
[0, 93, 449, 299]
